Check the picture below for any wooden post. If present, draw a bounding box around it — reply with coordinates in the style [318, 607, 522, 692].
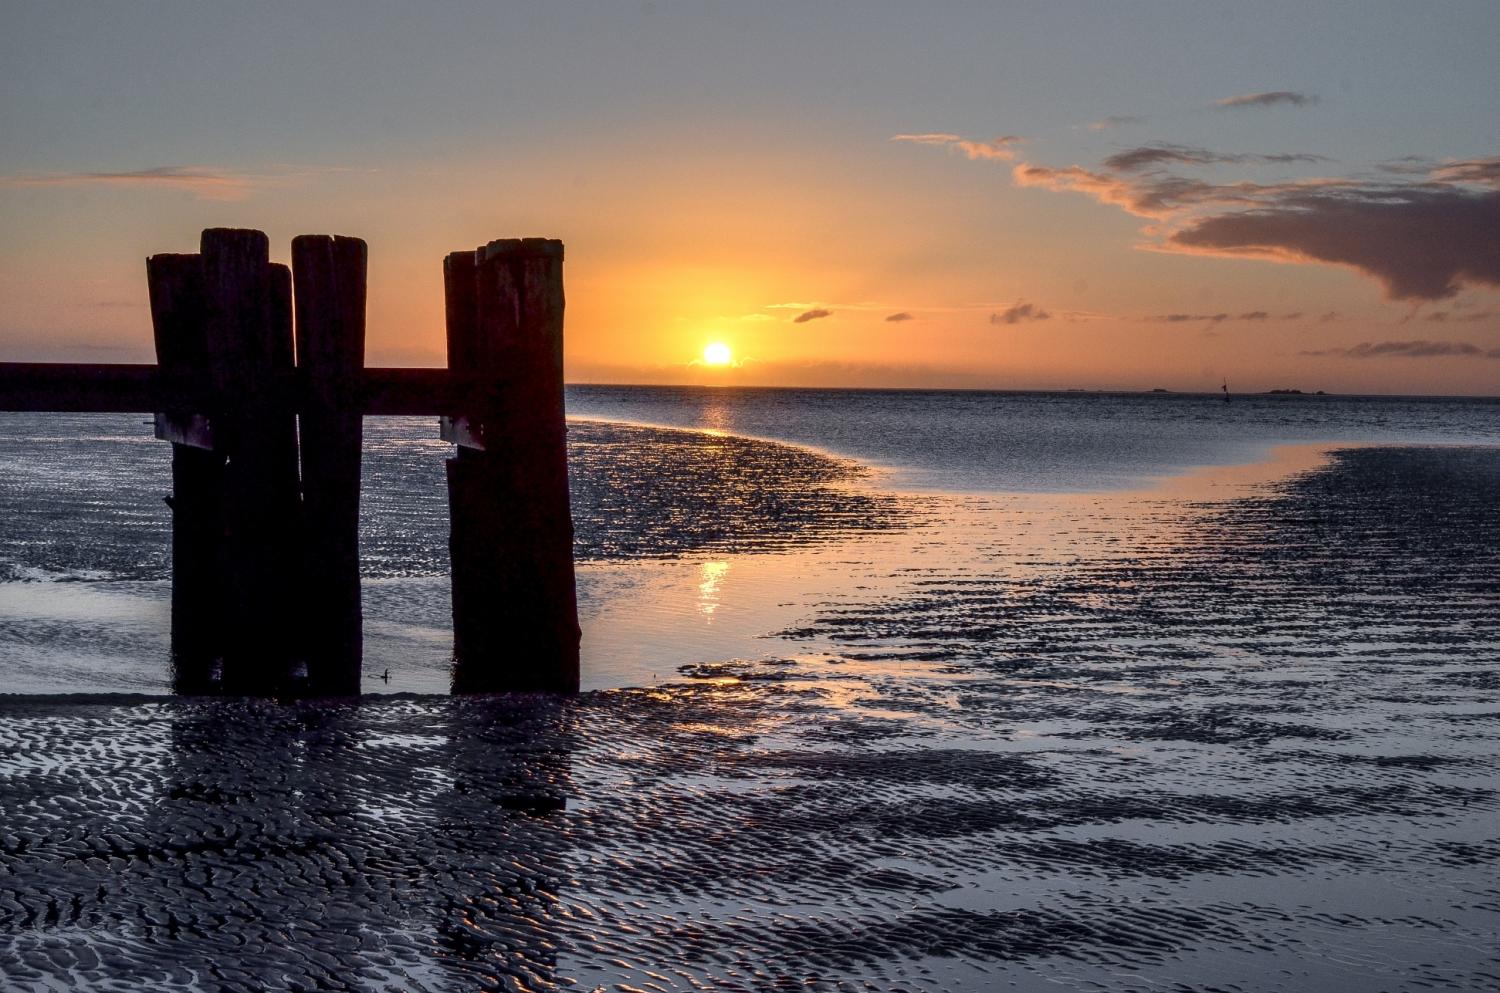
[200, 228, 302, 694]
[446, 239, 580, 693]
[146, 253, 225, 693]
[292, 235, 368, 696]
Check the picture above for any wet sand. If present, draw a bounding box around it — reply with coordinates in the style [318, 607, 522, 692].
[0, 419, 916, 695]
[2, 442, 1499, 990]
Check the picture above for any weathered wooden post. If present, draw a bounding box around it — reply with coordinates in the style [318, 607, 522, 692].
[445, 238, 580, 693]
[146, 252, 225, 693]
[292, 235, 368, 696]
[200, 228, 303, 693]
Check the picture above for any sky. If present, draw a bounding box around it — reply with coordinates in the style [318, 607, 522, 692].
[2, 1, 1498, 394]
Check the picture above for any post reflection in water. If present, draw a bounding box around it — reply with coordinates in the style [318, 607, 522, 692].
[431, 696, 573, 991]
[1, 698, 581, 991]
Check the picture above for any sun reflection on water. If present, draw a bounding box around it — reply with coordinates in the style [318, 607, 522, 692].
[697, 560, 730, 621]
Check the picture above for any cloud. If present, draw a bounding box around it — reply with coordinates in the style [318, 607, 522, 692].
[793, 308, 832, 324]
[884, 312, 914, 322]
[1012, 160, 1353, 219]
[766, 299, 883, 312]
[891, 133, 1023, 161]
[1214, 91, 1318, 110]
[1, 165, 259, 201]
[1302, 339, 1500, 359]
[1102, 142, 1326, 173]
[1431, 156, 1500, 188]
[1167, 186, 1500, 300]
[1010, 156, 1500, 301]
[1088, 115, 1146, 131]
[1377, 156, 1435, 176]
[1146, 312, 1229, 324]
[990, 301, 1051, 325]
[889, 132, 964, 145]
[1, 162, 351, 201]
[1012, 162, 1177, 217]
[1140, 310, 1289, 324]
[902, 123, 1500, 301]
[1423, 309, 1496, 323]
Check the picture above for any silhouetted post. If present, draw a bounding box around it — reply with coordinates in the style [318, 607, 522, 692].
[292, 235, 368, 696]
[200, 228, 302, 693]
[445, 239, 580, 693]
[147, 252, 225, 693]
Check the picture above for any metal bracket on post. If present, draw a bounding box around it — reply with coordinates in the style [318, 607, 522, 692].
[439, 414, 485, 450]
[153, 412, 214, 450]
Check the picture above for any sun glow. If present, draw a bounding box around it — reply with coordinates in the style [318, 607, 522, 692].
[702, 341, 733, 366]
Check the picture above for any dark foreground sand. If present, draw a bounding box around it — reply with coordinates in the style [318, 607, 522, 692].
[2, 446, 1498, 991]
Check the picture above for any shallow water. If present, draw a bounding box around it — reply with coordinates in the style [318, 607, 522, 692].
[1, 394, 1498, 990]
[568, 385, 1500, 491]
[0, 414, 914, 694]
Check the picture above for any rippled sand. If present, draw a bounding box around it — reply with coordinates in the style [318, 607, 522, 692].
[2, 444, 1499, 991]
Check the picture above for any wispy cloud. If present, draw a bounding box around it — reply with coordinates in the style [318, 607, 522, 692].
[1145, 312, 1228, 324]
[793, 308, 832, 324]
[891, 133, 1024, 161]
[1431, 156, 1500, 188]
[1423, 308, 1496, 323]
[766, 300, 883, 312]
[1302, 339, 1500, 359]
[1088, 115, 1146, 131]
[990, 301, 1050, 325]
[0, 163, 336, 201]
[1142, 310, 1283, 324]
[1102, 142, 1326, 173]
[884, 312, 914, 322]
[1214, 90, 1318, 110]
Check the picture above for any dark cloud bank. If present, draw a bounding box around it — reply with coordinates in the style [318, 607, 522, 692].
[1012, 151, 1500, 302]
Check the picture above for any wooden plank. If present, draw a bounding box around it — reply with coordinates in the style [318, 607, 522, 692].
[146, 252, 225, 693]
[292, 234, 368, 696]
[0, 363, 482, 416]
[200, 228, 301, 694]
[0, 363, 181, 412]
[447, 238, 580, 694]
[361, 367, 482, 415]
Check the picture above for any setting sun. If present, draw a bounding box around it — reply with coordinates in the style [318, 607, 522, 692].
[702, 341, 732, 366]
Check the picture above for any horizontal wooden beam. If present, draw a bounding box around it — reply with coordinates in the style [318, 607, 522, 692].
[0, 362, 491, 416]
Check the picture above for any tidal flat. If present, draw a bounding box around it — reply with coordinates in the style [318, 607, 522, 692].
[2, 428, 1498, 991]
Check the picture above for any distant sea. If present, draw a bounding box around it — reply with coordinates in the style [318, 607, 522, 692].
[568, 385, 1500, 491]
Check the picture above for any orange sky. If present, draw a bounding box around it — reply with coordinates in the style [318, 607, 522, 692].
[2, 5, 1497, 395]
